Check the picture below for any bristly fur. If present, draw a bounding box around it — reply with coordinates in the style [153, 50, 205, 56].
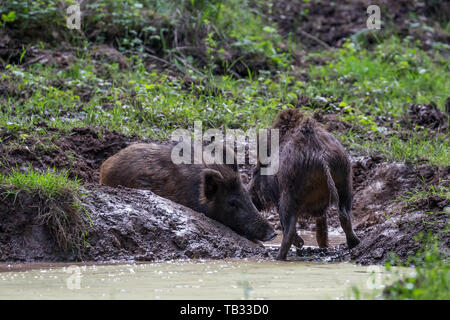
[249, 108, 360, 259]
[99, 143, 276, 242]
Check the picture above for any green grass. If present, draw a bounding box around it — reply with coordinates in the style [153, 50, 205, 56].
[1, 35, 449, 167]
[0, 58, 286, 139]
[0, 168, 82, 200]
[0, 169, 91, 251]
[340, 132, 450, 166]
[304, 38, 450, 116]
[398, 179, 450, 209]
[1, 1, 449, 166]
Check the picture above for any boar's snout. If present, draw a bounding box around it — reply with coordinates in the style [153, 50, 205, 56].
[234, 200, 277, 242]
[200, 168, 276, 242]
[262, 229, 277, 242]
[219, 194, 276, 242]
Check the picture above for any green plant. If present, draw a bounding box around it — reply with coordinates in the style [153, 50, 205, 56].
[0, 168, 92, 251]
[351, 233, 449, 300]
[382, 234, 449, 300]
[398, 179, 450, 209]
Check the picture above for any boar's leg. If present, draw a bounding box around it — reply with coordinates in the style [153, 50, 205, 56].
[336, 177, 360, 249]
[315, 214, 329, 248]
[339, 207, 360, 249]
[276, 192, 299, 261]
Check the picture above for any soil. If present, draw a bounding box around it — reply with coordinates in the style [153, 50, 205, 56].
[0, 184, 267, 262]
[400, 102, 449, 132]
[1, 116, 449, 265]
[0, 126, 139, 182]
[266, 0, 450, 50]
[0, 186, 68, 262]
[1, 0, 449, 265]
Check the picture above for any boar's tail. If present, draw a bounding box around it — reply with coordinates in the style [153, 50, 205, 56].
[319, 154, 339, 206]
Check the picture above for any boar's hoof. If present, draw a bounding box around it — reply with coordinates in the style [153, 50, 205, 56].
[275, 253, 287, 261]
[347, 236, 361, 249]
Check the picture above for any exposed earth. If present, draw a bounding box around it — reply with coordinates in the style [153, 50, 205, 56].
[0, 0, 448, 266]
[0, 114, 448, 264]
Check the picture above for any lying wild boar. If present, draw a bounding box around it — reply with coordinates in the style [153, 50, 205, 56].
[249, 109, 360, 260]
[99, 143, 277, 242]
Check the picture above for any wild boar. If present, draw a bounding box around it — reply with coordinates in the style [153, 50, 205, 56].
[100, 143, 277, 242]
[249, 109, 360, 260]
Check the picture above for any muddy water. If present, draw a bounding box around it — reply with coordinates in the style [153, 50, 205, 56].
[0, 260, 394, 300]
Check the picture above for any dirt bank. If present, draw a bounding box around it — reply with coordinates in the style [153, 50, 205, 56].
[0, 184, 267, 262]
[0, 126, 139, 182]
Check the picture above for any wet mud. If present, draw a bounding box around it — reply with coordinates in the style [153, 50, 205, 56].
[1, 120, 449, 265]
[0, 184, 267, 262]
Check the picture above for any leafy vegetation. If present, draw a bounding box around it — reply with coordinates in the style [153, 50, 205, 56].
[307, 38, 449, 116]
[382, 235, 449, 300]
[1, 36, 448, 144]
[0, 0, 288, 73]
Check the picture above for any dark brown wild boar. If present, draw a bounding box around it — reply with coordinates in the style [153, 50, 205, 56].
[249, 109, 360, 260]
[99, 143, 276, 242]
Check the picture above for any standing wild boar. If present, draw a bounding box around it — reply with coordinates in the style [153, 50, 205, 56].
[249, 109, 360, 260]
[99, 143, 277, 242]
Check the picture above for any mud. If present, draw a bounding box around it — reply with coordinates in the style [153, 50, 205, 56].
[1, 119, 449, 265]
[352, 157, 449, 228]
[266, 0, 450, 50]
[348, 158, 449, 264]
[352, 210, 449, 264]
[0, 186, 68, 262]
[401, 102, 449, 132]
[0, 184, 267, 262]
[240, 149, 449, 265]
[0, 126, 138, 182]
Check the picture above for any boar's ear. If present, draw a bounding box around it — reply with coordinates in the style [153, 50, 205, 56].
[200, 169, 224, 202]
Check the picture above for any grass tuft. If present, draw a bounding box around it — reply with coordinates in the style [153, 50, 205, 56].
[0, 169, 91, 252]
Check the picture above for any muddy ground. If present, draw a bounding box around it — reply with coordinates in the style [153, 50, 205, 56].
[266, 0, 450, 50]
[0, 102, 448, 265]
[0, 0, 448, 265]
[0, 183, 267, 262]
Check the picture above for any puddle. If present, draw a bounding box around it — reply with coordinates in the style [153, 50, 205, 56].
[0, 260, 397, 300]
